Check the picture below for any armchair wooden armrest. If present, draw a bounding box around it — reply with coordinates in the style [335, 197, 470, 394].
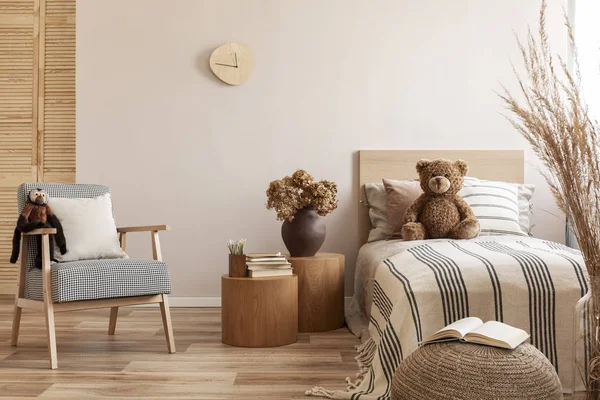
[23, 228, 57, 236]
[116, 225, 170, 233]
[116, 225, 169, 261]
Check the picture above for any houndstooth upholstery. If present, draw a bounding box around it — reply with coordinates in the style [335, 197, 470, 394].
[26, 259, 171, 303]
[17, 183, 171, 303]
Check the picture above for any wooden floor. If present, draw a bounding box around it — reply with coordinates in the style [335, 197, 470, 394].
[0, 295, 360, 399]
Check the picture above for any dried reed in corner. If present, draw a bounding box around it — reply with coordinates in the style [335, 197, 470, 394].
[499, 1, 600, 397]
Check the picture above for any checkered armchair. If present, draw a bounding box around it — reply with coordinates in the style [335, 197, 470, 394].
[11, 183, 176, 369]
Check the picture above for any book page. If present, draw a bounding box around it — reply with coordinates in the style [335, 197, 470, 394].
[247, 265, 292, 270]
[247, 252, 281, 258]
[465, 321, 529, 349]
[423, 317, 483, 343]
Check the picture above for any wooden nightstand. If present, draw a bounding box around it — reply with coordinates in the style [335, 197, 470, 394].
[287, 252, 345, 332]
[221, 275, 298, 347]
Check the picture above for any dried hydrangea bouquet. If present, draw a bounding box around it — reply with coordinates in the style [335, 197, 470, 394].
[266, 170, 338, 256]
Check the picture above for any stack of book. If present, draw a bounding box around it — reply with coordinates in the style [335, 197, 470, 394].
[246, 252, 292, 277]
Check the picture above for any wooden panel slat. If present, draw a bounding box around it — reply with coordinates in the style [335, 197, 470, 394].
[0, 1, 36, 294]
[41, 0, 75, 182]
[0, 0, 75, 294]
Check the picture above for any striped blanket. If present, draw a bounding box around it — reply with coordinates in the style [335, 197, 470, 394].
[308, 236, 590, 399]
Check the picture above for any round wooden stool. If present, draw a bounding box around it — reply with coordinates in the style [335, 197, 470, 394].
[221, 275, 298, 347]
[287, 253, 345, 332]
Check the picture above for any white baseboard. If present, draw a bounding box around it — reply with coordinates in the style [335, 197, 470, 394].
[156, 296, 353, 308]
[169, 297, 221, 307]
[132, 297, 221, 308]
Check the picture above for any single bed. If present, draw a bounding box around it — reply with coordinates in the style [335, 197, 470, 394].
[309, 150, 590, 399]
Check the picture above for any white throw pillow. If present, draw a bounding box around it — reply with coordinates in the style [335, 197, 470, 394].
[364, 183, 390, 242]
[517, 183, 535, 235]
[460, 178, 532, 237]
[49, 193, 127, 262]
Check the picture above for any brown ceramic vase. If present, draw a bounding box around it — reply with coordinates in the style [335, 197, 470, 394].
[281, 207, 326, 257]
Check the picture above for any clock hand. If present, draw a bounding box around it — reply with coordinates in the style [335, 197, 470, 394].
[234, 53, 238, 68]
[215, 62, 237, 67]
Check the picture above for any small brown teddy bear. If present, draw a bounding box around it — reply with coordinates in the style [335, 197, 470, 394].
[401, 159, 480, 241]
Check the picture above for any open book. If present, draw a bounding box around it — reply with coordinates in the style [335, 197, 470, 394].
[421, 317, 529, 349]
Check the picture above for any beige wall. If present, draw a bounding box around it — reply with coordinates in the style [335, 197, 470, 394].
[575, 0, 600, 115]
[77, 0, 568, 299]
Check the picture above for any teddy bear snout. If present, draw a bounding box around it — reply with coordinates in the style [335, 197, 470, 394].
[428, 176, 451, 194]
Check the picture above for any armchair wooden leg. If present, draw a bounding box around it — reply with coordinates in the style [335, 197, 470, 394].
[108, 307, 118, 335]
[159, 294, 176, 353]
[11, 238, 27, 346]
[10, 306, 22, 347]
[41, 234, 58, 369]
[43, 302, 58, 369]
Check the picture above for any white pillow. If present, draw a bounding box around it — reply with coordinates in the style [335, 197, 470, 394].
[460, 178, 532, 237]
[49, 193, 127, 262]
[364, 183, 391, 242]
[517, 183, 535, 235]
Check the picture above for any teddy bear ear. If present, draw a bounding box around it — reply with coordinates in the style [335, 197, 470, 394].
[455, 160, 468, 176]
[416, 159, 430, 174]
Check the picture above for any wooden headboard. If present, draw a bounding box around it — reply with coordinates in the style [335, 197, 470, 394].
[358, 150, 525, 245]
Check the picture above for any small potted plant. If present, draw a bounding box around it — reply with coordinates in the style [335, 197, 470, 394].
[227, 238, 247, 277]
[266, 170, 338, 257]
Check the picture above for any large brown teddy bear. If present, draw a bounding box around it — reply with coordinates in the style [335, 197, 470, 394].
[401, 159, 480, 241]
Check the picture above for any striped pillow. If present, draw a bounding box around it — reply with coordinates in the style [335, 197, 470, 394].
[459, 178, 529, 237]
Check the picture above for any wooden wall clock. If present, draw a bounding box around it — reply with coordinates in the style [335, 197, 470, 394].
[209, 42, 254, 86]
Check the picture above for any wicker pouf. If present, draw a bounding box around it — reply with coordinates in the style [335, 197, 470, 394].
[391, 342, 562, 400]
